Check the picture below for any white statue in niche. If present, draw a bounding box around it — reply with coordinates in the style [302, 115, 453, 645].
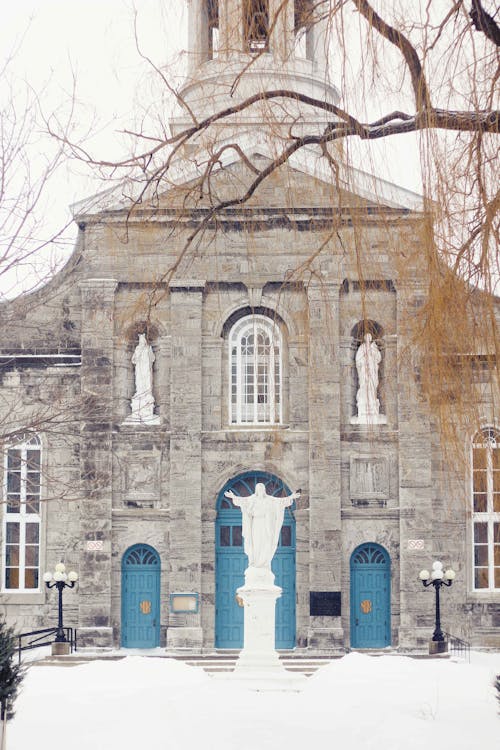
[351, 333, 386, 425]
[224, 483, 300, 586]
[125, 333, 159, 424]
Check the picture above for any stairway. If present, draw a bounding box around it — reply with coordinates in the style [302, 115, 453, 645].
[173, 652, 335, 676]
[29, 651, 335, 676]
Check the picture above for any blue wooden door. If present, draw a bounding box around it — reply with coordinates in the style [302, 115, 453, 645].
[350, 543, 391, 648]
[215, 472, 296, 649]
[121, 544, 161, 648]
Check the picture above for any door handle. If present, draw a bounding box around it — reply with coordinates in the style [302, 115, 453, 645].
[355, 618, 359, 626]
[153, 619, 156, 627]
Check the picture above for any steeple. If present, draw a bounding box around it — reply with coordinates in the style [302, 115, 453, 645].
[177, 0, 339, 126]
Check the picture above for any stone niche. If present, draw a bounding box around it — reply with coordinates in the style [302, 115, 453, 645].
[121, 454, 160, 508]
[349, 454, 389, 506]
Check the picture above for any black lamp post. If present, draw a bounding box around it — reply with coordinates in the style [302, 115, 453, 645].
[43, 563, 78, 643]
[419, 560, 455, 653]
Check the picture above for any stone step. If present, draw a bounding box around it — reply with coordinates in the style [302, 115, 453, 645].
[31, 659, 96, 668]
[178, 655, 333, 676]
[28, 651, 337, 676]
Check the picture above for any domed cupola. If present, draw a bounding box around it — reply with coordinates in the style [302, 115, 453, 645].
[173, 0, 339, 133]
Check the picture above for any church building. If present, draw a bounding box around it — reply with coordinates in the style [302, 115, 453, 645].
[0, 0, 498, 652]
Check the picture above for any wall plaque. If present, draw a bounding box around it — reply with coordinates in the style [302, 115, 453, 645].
[122, 455, 160, 507]
[310, 591, 341, 616]
[407, 539, 425, 550]
[350, 454, 389, 501]
[86, 540, 103, 551]
[170, 593, 199, 614]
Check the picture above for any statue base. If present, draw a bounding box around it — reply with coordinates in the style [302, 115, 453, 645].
[227, 577, 306, 692]
[123, 392, 160, 425]
[429, 640, 448, 655]
[350, 413, 387, 425]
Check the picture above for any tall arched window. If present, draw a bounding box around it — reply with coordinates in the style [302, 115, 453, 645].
[229, 314, 282, 425]
[2, 435, 41, 591]
[472, 427, 500, 590]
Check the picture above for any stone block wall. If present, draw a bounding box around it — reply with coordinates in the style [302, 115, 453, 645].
[0, 189, 498, 653]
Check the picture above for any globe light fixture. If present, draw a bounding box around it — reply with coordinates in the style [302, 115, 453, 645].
[419, 560, 455, 654]
[44, 562, 78, 646]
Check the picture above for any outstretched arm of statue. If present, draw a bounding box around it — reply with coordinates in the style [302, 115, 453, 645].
[224, 490, 245, 507]
[283, 490, 300, 507]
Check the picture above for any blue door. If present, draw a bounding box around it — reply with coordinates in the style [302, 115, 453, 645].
[121, 544, 161, 648]
[350, 543, 391, 648]
[215, 472, 296, 649]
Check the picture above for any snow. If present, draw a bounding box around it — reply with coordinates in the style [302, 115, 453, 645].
[8, 651, 499, 750]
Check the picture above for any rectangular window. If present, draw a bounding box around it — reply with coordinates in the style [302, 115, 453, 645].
[3, 438, 41, 592]
[219, 526, 230, 547]
[281, 526, 292, 547]
[232, 526, 243, 547]
[472, 431, 500, 591]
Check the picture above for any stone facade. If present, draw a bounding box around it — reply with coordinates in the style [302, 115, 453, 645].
[0, 1, 498, 652]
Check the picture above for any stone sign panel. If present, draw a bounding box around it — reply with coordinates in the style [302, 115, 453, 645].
[350, 455, 389, 502]
[122, 455, 160, 507]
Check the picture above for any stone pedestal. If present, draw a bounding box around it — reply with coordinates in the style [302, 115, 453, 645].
[429, 640, 448, 655]
[350, 413, 387, 425]
[124, 391, 160, 425]
[51, 642, 71, 656]
[230, 574, 306, 691]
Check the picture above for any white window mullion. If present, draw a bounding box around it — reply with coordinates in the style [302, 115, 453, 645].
[268, 338, 275, 423]
[277, 346, 282, 423]
[253, 324, 258, 423]
[20, 445, 27, 590]
[19, 512, 26, 592]
[236, 333, 242, 424]
[487, 449, 493, 588]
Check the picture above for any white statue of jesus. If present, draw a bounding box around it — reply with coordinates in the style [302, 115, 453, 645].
[224, 483, 300, 570]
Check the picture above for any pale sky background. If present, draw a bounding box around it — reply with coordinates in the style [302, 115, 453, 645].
[1, 0, 427, 297]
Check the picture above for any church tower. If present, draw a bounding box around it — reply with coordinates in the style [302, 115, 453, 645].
[171, 0, 339, 136]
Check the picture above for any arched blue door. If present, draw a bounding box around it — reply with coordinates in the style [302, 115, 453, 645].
[215, 472, 296, 649]
[121, 544, 161, 648]
[350, 543, 391, 648]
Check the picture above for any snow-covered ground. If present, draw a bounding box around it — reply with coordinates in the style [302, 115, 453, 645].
[9, 651, 499, 750]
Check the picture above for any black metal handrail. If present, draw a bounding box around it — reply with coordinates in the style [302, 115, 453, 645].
[17, 626, 77, 663]
[443, 631, 470, 662]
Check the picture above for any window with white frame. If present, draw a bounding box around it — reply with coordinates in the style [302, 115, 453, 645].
[472, 427, 500, 590]
[2, 435, 41, 591]
[229, 314, 282, 425]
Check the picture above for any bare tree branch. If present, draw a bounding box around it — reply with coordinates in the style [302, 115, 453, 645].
[470, 0, 500, 46]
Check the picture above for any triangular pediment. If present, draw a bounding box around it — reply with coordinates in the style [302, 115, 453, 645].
[72, 136, 424, 220]
[148, 153, 395, 212]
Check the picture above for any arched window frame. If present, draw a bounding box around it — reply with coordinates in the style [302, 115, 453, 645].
[471, 427, 500, 591]
[228, 314, 283, 425]
[2, 434, 42, 592]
